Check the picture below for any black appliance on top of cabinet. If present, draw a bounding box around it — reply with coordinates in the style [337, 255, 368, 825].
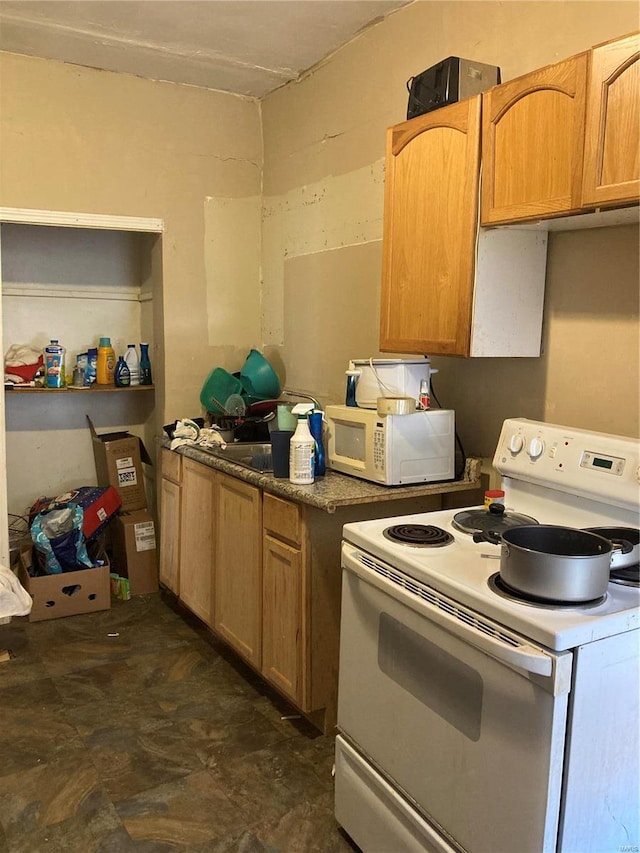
[407, 56, 501, 119]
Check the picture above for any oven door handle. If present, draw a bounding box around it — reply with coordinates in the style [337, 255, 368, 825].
[343, 545, 572, 694]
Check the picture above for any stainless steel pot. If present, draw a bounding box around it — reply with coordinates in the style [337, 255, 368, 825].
[500, 525, 613, 602]
[583, 527, 640, 570]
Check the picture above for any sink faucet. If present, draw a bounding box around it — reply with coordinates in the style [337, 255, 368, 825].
[283, 389, 322, 410]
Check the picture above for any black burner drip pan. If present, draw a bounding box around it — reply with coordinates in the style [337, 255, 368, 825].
[610, 563, 640, 587]
[383, 524, 454, 548]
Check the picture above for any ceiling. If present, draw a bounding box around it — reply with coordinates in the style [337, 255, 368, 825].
[0, 0, 411, 98]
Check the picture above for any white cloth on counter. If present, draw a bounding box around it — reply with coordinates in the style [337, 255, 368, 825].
[169, 419, 228, 451]
[0, 564, 32, 620]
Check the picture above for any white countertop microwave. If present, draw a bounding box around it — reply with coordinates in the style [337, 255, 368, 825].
[325, 404, 455, 486]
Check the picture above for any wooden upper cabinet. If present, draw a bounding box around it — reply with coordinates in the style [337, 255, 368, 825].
[380, 96, 481, 357]
[582, 31, 640, 207]
[481, 54, 588, 225]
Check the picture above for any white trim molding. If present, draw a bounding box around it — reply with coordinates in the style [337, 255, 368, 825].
[0, 208, 164, 233]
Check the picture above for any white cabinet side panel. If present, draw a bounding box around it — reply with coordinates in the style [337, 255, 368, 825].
[471, 228, 548, 357]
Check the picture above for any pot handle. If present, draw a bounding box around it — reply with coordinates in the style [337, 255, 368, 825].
[612, 537, 634, 556]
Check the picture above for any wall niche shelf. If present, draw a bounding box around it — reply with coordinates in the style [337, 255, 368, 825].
[4, 384, 155, 394]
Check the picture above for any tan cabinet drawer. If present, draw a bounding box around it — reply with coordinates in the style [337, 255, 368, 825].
[160, 448, 182, 485]
[263, 493, 302, 546]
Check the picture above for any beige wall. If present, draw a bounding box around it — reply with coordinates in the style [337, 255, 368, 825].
[1, 0, 639, 462]
[262, 0, 640, 456]
[0, 51, 263, 428]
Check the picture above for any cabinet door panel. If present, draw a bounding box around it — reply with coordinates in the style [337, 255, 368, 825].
[582, 32, 640, 206]
[481, 54, 587, 224]
[380, 96, 481, 356]
[159, 477, 181, 594]
[179, 458, 215, 626]
[214, 474, 262, 668]
[262, 533, 307, 708]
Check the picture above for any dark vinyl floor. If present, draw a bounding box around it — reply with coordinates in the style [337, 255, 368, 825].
[0, 593, 357, 852]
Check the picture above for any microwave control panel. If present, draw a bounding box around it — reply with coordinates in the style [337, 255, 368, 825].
[373, 425, 386, 472]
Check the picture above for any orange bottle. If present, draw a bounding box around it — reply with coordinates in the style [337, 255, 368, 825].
[96, 337, 115, 384]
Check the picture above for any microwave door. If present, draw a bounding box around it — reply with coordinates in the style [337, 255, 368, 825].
[387, 412, 455, 483]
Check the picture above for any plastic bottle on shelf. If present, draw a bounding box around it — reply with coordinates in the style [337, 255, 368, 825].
[96, 337, 116, 385]
[114, 356, 131, 387]
[44, 340, 66, 388]
[84, 347, 98, 386]
[308, 411, 326, 477]
[124, 344, 140, 386]
[139, 342, 153, 385]
[289, 414, 315, 485]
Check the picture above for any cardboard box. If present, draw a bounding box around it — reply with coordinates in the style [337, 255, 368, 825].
[111, 509, 158, 595]
[19, 548, 111, 622]
[87, 416, 152, 511]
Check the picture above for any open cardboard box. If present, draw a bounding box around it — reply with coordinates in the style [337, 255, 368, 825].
[87, 416, 152, 511]
[19, 546, 111, 622]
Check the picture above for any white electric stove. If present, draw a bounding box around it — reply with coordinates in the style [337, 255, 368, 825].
[335, 418, 640, 853]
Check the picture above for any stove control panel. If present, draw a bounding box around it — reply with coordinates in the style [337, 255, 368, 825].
[493, 418, 640, 510]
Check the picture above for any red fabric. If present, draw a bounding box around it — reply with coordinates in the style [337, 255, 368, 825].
[5, 356, 44, 382]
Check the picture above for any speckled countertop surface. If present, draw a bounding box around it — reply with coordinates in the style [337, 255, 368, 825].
[159, 437, 482, 514]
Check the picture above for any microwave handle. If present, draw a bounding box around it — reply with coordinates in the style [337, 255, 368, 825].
[342, 545, 572, 694]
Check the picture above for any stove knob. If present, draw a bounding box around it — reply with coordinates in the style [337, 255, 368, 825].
[528, 437, 545, 460]
[509, 434, 524, 454]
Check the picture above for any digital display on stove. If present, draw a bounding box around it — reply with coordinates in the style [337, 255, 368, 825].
[580, 450, 624, 475]
[593, 457, 614, 470]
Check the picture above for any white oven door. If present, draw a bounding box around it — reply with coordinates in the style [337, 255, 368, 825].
[337, 543, 573, 853]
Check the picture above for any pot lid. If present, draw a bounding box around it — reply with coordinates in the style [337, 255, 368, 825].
[452, 505, 538, 535]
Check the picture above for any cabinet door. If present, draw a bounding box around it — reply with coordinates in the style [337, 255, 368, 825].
[214, 473, 262, 668]
[262, 533, 308, 708]
[481, 54, 588, 224]
[582, 32, 640, 207]
[379, 96, 481, 357]
[158, 477, 181, 594]
[179, 458, 216, 626]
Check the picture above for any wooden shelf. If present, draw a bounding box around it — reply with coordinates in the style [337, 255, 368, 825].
[5, 384, 155, 394]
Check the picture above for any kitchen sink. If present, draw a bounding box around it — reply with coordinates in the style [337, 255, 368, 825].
[200, 441, 273, 473]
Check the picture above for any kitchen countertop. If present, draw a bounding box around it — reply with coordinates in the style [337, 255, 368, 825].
[159, 438, 482, 513]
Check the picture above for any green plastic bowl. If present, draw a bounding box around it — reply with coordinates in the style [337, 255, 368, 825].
[239, 349, 281, 400]
[200, 367, 243, 413]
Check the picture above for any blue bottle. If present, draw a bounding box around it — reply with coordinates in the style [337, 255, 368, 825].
[308, 411, 326, 477]
[345, 371, 358, 407]
[114, 356, 131, 387]
[139, 342, 153, 385]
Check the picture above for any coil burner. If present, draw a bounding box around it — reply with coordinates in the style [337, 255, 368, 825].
[610, 564, 640, 588]
[383, 524, 454, 548]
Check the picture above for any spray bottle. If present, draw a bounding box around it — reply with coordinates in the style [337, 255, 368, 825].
[289, 403, 315, 485]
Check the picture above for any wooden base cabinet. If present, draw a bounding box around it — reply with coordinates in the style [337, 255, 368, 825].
[178, 457, 216, 626]
[158, 453, 479, 734]
[214, 474, 262, 668]
[158, 448, 182, 595]
[262, 494, 309, 709]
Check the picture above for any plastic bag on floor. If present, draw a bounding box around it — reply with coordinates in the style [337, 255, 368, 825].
[30, 505, 94, 575]
[0, 564, 32, 619]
